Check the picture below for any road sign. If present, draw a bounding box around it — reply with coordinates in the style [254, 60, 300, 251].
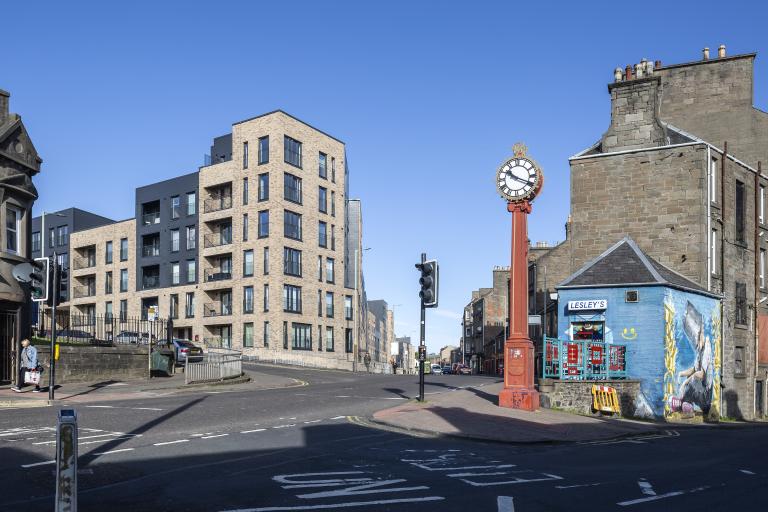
[528, 315, 542, 325]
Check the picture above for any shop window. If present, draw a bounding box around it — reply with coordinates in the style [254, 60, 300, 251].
[571, 321, 604, 341]
[625, 290, 639, 303]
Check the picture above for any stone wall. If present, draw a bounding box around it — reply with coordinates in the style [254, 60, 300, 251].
[35, 344, 149, 384]
[539, 379, 642, 417]
[602, 76, 666, 153]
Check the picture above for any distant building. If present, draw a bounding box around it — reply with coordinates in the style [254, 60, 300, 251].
[462, 266, 509, 374]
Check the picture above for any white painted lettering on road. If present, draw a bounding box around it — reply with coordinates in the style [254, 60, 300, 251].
[497, 496, 515, 512]
[220, 496, 444, 511]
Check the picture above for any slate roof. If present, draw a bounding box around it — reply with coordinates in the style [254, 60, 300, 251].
[558, 237, 719, 298]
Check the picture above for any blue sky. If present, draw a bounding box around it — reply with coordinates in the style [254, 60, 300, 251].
[4, 1, 766, 352]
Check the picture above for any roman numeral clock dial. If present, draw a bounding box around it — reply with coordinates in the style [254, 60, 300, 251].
[495, 145, 543, 203]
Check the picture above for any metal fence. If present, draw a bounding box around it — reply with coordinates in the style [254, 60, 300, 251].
[185, 348, 242, 384]
[543, 337, 627, 380]
[33, 310, 170, 346]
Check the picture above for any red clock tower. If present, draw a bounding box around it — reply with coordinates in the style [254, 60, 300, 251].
[495, 144, 541, 411]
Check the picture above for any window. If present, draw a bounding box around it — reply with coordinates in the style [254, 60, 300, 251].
[263, 247, 269, 275]
[243, 141, 249, 169]
[120, 269, 128, 292]
[325, 292, 334, 317]
[319, 186, 327, 213]
[345, 328, 353, 353]
[187, 259, 196, 283]
[284, 210, 302, 240]
[243, 177, 249, 205]
[31, 231, 40, 252]
[5, 206, 21, 254]
[187, 192, 196, 216]
[258, 136, 269, 165]
[735, 282, 748, 326]
[263, 321, 270, 347]
[243, 322, 254, 347]
[119, 300, 128, 321]
[49, 227, 55, 248]
[326, 258, 334, 283]
[736, 180, 745, 243]
[761, 185, 765, 225]
[258, 173, 269, 201]
[243, 249, 254, 277]
[120, 238, 128, 261]
[331, 191, 336, 217]
[284, 173, 302, 204]
[105, 302, 113, 321]
[292, 323, 312, 350]
[57, 225, 68, 246]
[326, 326, 334, 351]
[710, 158, 717, 202]
[318, 256, 322, 281]
[170, 229, 180, 252]
[242, 214, 249, 242]
[284, 136, 302, 168]
[243, 286, 254, 314]
[105, 241, 113, 264]
[317, 289, 323, 317]
[331, 157, 336, 183]
[264, 284, 270, 312]
[170, 294, 179, 319]
[185, 292, 195, 318]
[319, 152, 327, 179]
[711, 229, 718, 275]
[284, 247, 302, 276]
[186, 226, 196, 250]
[331, 225, 335, 250]
[762, 249, 766, 289]
[735, 346, 746, 376]
[171, 262, 180, 285]
[171, 195, 181, 219]
[345, 296, 353, 320]
[318, 221, 327, 247]
[283, 284, 302, 313]
[258, 210, 269, 238]
[105, 271, 113, 294]
[283, 321, 288, 349]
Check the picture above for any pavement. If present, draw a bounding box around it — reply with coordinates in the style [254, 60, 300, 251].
[0, 368, 300, 408]
[371, 382, 660, 443]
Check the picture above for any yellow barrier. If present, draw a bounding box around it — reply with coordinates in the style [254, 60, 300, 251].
[592, 384, 620, 414]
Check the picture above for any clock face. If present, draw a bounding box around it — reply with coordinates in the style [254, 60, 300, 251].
[496, 157, 540, 201]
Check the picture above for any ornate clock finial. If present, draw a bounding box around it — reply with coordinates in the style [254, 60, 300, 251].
[512, 142, 528, 158]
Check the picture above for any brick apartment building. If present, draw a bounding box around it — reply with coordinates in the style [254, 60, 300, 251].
[530, 46, 768, 419]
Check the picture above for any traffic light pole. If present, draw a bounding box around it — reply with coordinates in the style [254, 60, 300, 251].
[418, 252, 426, 403]
[49, 252, 58, 401]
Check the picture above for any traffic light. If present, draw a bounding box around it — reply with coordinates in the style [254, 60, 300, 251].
[46, 260, 67, 307]
[416, 259, 439, 308]
[30, 257, 50, 302]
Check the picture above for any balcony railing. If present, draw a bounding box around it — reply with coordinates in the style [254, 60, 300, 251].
[204, 195, 233, 214]
[204, 268, 232, 282]
[72, 285, 96, 299]
[185, 307, 195, 318]
[203, 336, 233, 349]
[142, 275, 160, 289]
[72, 256, 96, 270]
[543, 338, 627, 380]
[203, 302, 232, 318]
[204, 232, 232, 248]
[142, 212, 161, 226]
[142, 244, 160, 257]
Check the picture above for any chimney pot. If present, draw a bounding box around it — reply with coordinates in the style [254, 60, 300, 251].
[702, 47, 710, 60]
[614, 67, 623, 83]
[625, 65, 633, 80]
[635, 63, 644, 78]
[654, 60, 662, 68]
[718, 44, 726, 58]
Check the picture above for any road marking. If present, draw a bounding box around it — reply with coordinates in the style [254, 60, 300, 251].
[638, 478, 656, 496]
[556, 483, 602, 489]
[21, 460, 56, 468]
[303, 420, 321, 424]
[202, 434, 229, 439]
[132, 407, 163, 411]
[154, 439, 189, 446]
[740, 469, 755, 475]
[79, 435, 138, 445]
[497, 495, 515, 512]
[94, 448, 135, 455]
[335, 395, 351, 398]
[329, 416, 346, 420]
[617, 485, 710, 506]
[242, 429, 267, 434]
[85, 405, 115, 408]
[220, 496, 444, 511]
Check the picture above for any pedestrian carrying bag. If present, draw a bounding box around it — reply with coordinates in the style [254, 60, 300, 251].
[24, 370, 40, 385]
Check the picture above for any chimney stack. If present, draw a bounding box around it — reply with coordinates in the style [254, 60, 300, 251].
[718, 44, 726, 58]
[702, 47, 710, 60]
[0, 89, 9, 126]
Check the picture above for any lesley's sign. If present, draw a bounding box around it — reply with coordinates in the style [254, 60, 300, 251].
[568, 299, 607, 311]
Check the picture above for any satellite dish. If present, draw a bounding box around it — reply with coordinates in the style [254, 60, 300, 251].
[12, 262, 35, 283]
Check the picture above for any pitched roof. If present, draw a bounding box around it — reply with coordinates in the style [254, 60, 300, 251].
[558, 237, 719, 297]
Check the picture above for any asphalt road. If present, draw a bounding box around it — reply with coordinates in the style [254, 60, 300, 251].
[1, 364, 766, 512]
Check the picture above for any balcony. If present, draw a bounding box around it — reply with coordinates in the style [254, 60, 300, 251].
[72, 285, 96, 299]
[142, 275, 160, 290]
[203, 302, 232, 318]
[204, 232, 232, 249]
[73, 255, 96, 270]
[142, 212, 161, 226]
[141, 244, 161, 257]
[204, 268, 232, 282]
[204, 195, 233, 214]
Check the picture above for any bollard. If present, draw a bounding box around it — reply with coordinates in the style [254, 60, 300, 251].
[55, 409, 78, 512]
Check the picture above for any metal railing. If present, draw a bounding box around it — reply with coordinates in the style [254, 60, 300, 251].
[543, 337, 627, 380]
[204, 195, 233, 213]
[72, 285, 96, 299]
[142, 212, 160, 226]
[204, 232, 232, 248]
[185, 348, 242, 385]
[72, 256, 96, 270]
[203, 302, 232, 317]
[204, 268, 232, 282]
[32, 311, 169, 346]
[142, 275, 160, 289]
[142, 244, 160, 257]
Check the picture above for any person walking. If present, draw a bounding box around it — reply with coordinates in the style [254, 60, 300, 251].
[11, 339, 41, 392]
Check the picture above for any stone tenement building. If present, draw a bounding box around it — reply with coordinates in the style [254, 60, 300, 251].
[462, 266, 509, 375]
[41, 110, 386, 371]
[531, 46, 768, 419]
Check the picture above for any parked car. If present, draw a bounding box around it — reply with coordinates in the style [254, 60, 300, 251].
[114, 331, 151, 344]
[431, 363, 443, 375]
[442, 365, 452, 375]
[170, 339, 203, 364]
[457, 364, 472, 375]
